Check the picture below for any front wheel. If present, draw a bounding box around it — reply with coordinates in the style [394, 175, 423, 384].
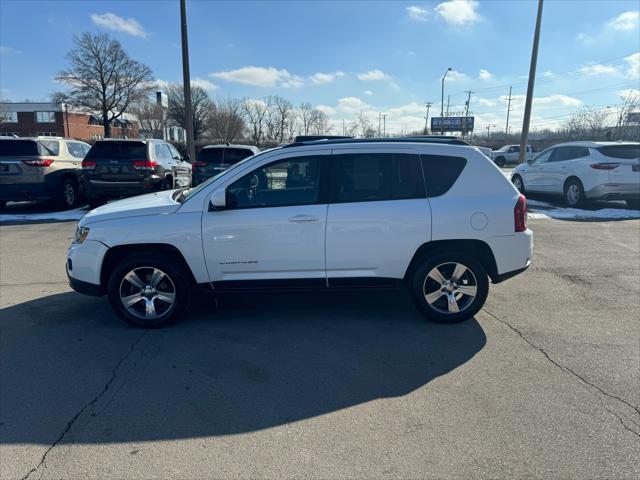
[410, 252, 489, 324]
[107, 254, 192, 328]
[495, 157, 506, 167]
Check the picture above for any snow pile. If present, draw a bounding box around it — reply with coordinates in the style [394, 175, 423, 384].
[527, 199, 640, 220]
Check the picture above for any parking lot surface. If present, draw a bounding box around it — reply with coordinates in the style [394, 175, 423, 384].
[1, 217, 639, 479]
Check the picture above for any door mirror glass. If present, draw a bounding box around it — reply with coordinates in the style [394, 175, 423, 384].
[209, 188, 226, 210]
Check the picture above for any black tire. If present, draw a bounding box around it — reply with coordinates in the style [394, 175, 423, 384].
[58, 178, 79, 209]
[564, 178, 585, 208]
[512, 174, 525, 194]
[495, 157, 506, 167]
[107, 254, 192, 328]
[625, 199, 640, 210]
[88, 197, 106, 209]
[0, 201, 6, 210]
[160, 176, 173, 191]
[409, 251, 489, 324]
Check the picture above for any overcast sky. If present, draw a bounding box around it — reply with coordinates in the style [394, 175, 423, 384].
[0, 0, 638, 134]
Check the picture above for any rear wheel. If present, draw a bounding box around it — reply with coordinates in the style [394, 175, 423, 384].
[409, 252, 489, 324]
[107, 254, 192, 328]
[495, 157, 506, 167]
[625, 199, 640, 210]
[0, 201, 6, 210]
[58, 178, 79, 209]
[564, 178, 585, 208]
[512, 174, 525, 194]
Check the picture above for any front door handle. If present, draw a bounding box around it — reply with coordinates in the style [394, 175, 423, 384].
[288, 214, 319, 223]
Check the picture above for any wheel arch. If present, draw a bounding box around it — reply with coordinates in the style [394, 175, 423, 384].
[404, 239, 499, 284]
[100, 243, 197, 292]
[563, 175, 583, 192]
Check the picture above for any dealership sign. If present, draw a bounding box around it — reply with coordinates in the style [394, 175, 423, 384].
[431, 116, 475, 132]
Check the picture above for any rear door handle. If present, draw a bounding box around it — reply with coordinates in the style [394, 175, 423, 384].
[288, 215, 319, 223]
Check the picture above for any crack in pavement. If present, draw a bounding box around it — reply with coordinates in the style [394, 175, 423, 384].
[482, 308, 640, 439]
[18, 331, 148, 480]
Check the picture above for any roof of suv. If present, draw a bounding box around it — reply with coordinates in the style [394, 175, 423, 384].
[551, 141, 640, 147]
[201, 144, 259, 151]
[283, 136, 471, 149]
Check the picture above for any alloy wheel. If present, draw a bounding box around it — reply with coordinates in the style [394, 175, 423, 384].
[566, 184, 580, 206]
[423, 262, 478, 314]
[119, 267, 176, 320]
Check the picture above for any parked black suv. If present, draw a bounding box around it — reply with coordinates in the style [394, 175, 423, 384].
[82, 139, 192, 208]
[192, 144, 258, 186]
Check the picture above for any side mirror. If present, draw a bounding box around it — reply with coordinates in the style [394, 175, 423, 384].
[209, 188, 226, 211]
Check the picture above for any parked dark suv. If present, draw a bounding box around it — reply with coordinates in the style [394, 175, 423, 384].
[82, 139, 192, 208]
[192, 144, 258, 186]
[0, 137, 90, 209]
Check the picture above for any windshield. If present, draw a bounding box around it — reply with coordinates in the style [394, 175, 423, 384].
[180, 149, 275, 202]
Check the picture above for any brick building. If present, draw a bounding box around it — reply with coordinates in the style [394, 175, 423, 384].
[0, 102, 140, 141]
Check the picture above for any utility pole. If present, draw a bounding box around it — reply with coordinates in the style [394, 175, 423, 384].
[423, 102, 432, 134]
[505, 85, 513, 137]
[382, 114, 387, 137]
[441, 67, 452, 135]
[342, 119, 345, 136]
[464, 90, 473, 136]
[378, 112, 382, 137]
[180, 0, 196, 162]
[519, 0, 544, 163]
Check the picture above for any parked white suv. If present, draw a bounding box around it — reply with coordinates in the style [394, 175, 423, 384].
[492, 145, 534, 167]
[511, 141, 640, 208]
[67, 138, 533, 328]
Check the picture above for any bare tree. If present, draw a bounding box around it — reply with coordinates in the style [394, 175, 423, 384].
[131, 97, 166, 139]
[612, 91, 640, 140]
[265, 95, 294, 144]
[565, 106, 610, 139]
[166, 83, 212, 141]
[243, 98, 268, 147]
[53, 32, 154, 138]
[297, 102, 315, 136]
[355, 111, 375, 137]
[309, 109, 332, 135]
[208, 98, 246, 143]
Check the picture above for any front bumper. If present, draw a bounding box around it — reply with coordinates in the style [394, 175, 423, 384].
[67, 267, 103, 296]
[67, 239, 108, 295]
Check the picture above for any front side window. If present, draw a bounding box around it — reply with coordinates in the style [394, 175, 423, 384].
[227, 155, 322, 209]
[35, 112, 56, 123]
[532, 149, 553, 164]
[168, 144, 182, 160]
[331, 153, 425, 203]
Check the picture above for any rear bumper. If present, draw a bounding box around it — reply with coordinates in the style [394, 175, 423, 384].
[585, 183, 640, 201]
[0, 182, 50, 201]
[486, 229, 533, 282]
[84, 177, 159, 199]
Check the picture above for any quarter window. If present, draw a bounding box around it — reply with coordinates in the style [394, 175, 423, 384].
[330, 153, 425, 203]
[67, 142, 86, 158]
[420, 155, 467, 197]
[35, 112, 56, 123]
[227, 156, 322, 209]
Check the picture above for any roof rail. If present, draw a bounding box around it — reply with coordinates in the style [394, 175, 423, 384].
[282, 136, 471, 149]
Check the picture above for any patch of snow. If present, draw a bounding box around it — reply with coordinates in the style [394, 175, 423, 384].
[0, 208, 87, 223]
[528, 207, 640, 220]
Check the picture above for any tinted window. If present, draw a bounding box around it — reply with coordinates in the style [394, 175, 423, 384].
[552, 146, 589, 162]
[67, 142, 86, 158]
[86, 141, 148, 160]
[331, 153, 424, 203]
[154, 143, 171, 160]
[0, 140, 39, 156]
[197, 148, 224, 165]
[532, 149, 553, 164]
[597, 145, 640, 159]
[420, 155, 466, 197]
[224, 148, 254, 164]
[228, 156, 322, 209]
[38, 140, 60, 156]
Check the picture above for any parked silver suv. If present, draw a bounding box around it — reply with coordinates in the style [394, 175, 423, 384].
[0, 137, 90, 209]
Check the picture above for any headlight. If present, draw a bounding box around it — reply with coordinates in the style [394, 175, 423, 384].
[74, 225, 90, 244]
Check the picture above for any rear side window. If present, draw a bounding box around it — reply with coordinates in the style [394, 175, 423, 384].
[0, 140, 39, 156]
[420, 155, 467, 197]
[197, 148, 224, 165]
[86, 141, 148, 160]
[154, 143, 172, 160]
[597, 145, 640, 159]
[330, 153, 425, 203]
[224, 148, 254, 164]
[38, 140, 60, 156]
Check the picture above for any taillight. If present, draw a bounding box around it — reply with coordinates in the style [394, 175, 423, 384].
[514, 194, 527, 232]
[22, 159, 54, 167]
[82, 159, 96, 170]
[590, 162, 620, 170]
[191, 161, 208, 168]
[132, 160, 157, 170]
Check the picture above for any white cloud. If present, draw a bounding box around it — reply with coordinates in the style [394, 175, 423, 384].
[607, 11, 639, 31]
[90, 13, 148, 39]
[337, 97, 371, 113]
[446, 69, 469, 82]
[364, 90, 374, 96]
[578, 63, 619, 76]
[155, 79, 171, 91]
[310, 71, 345, 84]
[357, 69, 390, 81]
[315, 105, 337, 116]
[406, 5, 430, 21]
[190, 77, 218, 91]
[211, 66, 303, 88]
[477, 97, 497, 107]
[478, 69, 493, 80]
[625, 52, 640, 78]
[0, 45, 21, 55]
[435, 0, 480, 27]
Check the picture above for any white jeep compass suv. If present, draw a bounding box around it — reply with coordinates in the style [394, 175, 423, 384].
[67, 138, 533, 328]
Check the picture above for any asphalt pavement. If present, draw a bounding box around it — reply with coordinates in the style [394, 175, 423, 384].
[0, 217, 639, 479]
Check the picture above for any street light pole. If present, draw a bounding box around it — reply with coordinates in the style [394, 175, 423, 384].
[518, 0, 544, 163]
[441, 67, 452, 135]
[180, 0, 196, 163]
